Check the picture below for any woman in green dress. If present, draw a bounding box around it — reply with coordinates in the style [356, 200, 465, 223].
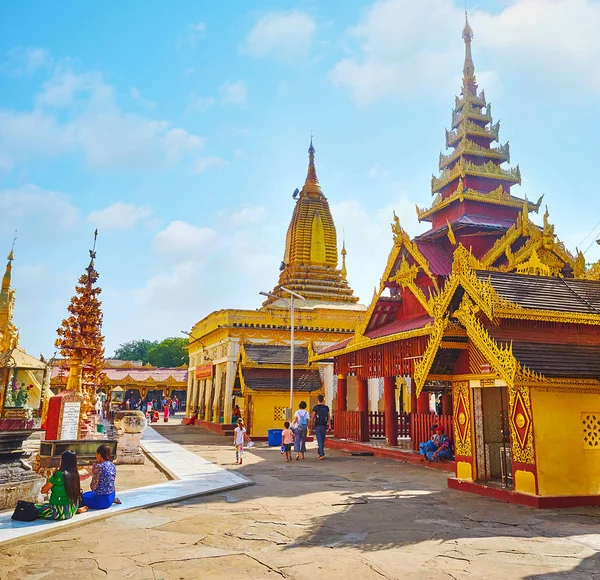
[36, 450, 81, 520]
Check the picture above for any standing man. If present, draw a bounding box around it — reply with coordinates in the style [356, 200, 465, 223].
[311, 394, 330, 460]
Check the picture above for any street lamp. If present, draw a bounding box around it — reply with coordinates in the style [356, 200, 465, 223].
[259, 287, 306, 413]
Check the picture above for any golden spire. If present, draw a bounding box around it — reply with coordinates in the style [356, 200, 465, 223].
[2, 236, 16, 292]
[462, 11, 477, 94]
[302, 137, 322, 197]
[341, 239, 348, 279]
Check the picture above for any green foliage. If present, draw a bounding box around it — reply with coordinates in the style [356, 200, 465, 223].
[111, 339, 157, 364]
[147, 337, 188, 367]
[111, 337, 188, 367]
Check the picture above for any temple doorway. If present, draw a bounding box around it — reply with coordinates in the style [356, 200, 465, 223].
[473, 386, 512, 487]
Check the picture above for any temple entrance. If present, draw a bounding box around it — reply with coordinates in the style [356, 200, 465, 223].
[473, 386, 511, 487]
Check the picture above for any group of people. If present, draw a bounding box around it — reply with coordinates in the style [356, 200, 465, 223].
[31, 445, 119, 522]
[419, 424, 453, 462]
[232, 394, 332, 464]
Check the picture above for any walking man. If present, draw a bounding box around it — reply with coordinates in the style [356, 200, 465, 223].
[311, 394, 330, 460]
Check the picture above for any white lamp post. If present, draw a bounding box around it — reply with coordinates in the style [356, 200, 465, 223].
[260, 287, 306, 413]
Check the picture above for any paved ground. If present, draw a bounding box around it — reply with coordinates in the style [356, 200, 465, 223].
[1, 424, 599, 580]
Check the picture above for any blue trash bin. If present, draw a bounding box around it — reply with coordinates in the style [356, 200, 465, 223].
[267, 429, 283, 447]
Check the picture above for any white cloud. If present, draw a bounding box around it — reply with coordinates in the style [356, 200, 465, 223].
[0, 66, 206, 173]
[153, 221, 217, 258]
[187, 93, 215, 113]
[191, 156, 230, 174]
[220, 80, 247, 106]
[0, 184, 80, 237]
[228, 205, 267, 226]
[331, 193, 427, 302]
[331, 0, 600, 105]
[177, 21, 206, 49]
[130, 87, 156, 109]
[246, 11, 316, 62]
[88, 202, 153, 230]
[1, 46, 51, 75]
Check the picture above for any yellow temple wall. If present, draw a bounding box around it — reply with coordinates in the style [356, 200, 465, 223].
[248, 392, 320, 437]
[532, 389, 600, 497]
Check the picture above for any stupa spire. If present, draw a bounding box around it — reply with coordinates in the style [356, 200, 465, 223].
[462, 12, 477, 95]
[341, 239, 348, 279]
[2, 236, 16, 292]
[303, 136, 322, 197]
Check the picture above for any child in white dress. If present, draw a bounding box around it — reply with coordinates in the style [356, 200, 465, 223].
[233, 418, 251, 465]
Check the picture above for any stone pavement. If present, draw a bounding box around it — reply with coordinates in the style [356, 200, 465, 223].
[0, 424, 599, 579]
[0, 425, 250, 549]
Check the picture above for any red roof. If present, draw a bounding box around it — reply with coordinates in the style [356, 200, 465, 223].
[365, 314, 433, 339]
[50, 366, 187, 382]
[415, 241, 453, 276]
[316, 337, 352, 355]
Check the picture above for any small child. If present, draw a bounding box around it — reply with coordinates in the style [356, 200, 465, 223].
[233, 418, 251, 465]
[281, 421, 295, 462]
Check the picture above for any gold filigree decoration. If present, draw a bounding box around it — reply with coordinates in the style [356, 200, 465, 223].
[446, 220, 457, 246]
[516, 248, 550, 276]
[453, 380, 472, 457]
[414, 314, 449, 395]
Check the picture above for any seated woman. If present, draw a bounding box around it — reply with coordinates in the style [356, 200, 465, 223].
[426, 425, 453, 462]
[36, 450, 81, 521]
[79, 444, 119, 511]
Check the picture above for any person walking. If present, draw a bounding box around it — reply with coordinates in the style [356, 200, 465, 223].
[233, 418, 251, 465]
[293, 401, 310, 460]
[281, 421, 294, 462]
[311, 394, 330, 460]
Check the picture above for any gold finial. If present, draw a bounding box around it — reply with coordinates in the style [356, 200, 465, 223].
[341, 237, 347, 279]
[462, 11, 477, 94]
[446, 219, 457, 246]
[302, 136, 321, 197]
[2, 233, 16, 292]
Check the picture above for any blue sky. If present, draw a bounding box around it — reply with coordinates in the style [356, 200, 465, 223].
[2, 0, 600, 357]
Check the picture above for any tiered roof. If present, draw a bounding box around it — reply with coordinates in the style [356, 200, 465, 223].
[416, 14, 541, 235]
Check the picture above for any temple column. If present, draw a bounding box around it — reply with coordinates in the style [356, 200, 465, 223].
[357, 378, 369, 442]
[212, 365, 223, 423]
[197, 379, 205, 419]
[417, 392, 430, 414]
[337, 374, 347, 412]
[383, 376, 398, 446]
[185, 370, 194, 418]
[205, 377, 214, 422]
[223, 359, 236, 424]
[441, 393, 452, 415]
[323, 364, 334, 409]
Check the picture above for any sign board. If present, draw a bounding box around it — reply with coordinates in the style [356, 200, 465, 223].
[480, 363, 492, 374]
[60, 402, 81, 439]
[195, 363, 213, 380]
[44, 390, 83, 440]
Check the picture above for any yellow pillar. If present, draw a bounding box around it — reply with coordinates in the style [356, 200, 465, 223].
[185, 371, 195, 418]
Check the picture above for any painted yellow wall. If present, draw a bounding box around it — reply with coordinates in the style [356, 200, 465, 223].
[532, 390, 600, 497]
[249, 392, 319, 437]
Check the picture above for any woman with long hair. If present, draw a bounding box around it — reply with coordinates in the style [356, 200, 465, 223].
[79, 444, 119, 511]
[36, 450, 81, 520]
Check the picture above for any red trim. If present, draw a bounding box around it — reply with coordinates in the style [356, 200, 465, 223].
[447, 478, 600, 508]
[325, 438, 455, 473]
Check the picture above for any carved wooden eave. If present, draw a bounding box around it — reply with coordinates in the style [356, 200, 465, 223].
[310, 324, 433, 363]
[416, 186, 542, 223]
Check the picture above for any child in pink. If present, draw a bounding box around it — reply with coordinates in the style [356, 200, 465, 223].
[282, 421, 295, 462]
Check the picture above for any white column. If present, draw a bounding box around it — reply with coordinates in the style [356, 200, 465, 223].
[368, 378, 380, 412]
[185, 370, 194, 417]
[212, 365, 223, 422]
[323, 363, 334, 408]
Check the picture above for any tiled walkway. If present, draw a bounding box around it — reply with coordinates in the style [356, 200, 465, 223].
[0, 426, 251, 547]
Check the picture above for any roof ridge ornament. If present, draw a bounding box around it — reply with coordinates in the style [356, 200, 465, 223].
[462, 11, 477, 95]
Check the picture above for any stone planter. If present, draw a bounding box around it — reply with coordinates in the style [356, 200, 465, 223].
[113, 410, 146, 432]
[114, 411, 147, 465]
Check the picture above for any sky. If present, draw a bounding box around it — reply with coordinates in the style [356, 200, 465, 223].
[2, 0, 600, 357]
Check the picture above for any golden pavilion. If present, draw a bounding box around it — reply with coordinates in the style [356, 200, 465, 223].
[185, 141, 366, 436]
[313, 16, 600, 508]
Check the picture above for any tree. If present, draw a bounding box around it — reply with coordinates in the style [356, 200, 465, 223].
[55, 236, 105, 390]
[112, 339, 157, 363]
[147, 337, 188, 368]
